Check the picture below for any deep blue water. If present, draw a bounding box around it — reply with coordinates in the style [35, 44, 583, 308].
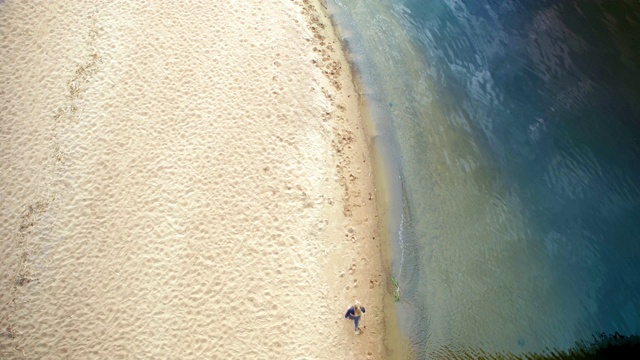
[328, 0, 640, 358]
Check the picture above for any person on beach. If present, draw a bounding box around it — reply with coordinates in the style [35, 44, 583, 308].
[344, 300, 366, 334]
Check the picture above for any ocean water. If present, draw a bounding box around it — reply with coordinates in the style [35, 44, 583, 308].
[327, 0, 640, 358]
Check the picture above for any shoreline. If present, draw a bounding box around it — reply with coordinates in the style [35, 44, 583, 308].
[318, 1, 416, 358]
[1, 0, 390, 358]
[302, 0, 390, 357]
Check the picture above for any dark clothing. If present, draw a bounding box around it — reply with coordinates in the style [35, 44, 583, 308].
[344, 306, 366, 318]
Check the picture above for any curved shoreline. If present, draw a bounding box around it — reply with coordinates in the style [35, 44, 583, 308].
[319, 1, 416, 358]
[302, 0, 391, 357]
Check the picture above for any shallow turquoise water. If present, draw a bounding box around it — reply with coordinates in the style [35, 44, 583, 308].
[327, 0, 640, 357]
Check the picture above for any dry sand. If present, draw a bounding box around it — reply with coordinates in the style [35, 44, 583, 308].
[0, 0, 386, 358]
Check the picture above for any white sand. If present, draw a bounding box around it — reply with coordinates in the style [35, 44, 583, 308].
[0, 0, 385, 358]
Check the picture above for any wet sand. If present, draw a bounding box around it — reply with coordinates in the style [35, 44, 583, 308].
[0, 0, 385, 358]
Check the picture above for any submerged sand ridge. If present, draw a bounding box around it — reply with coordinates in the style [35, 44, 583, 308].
[0, 0, 384, 358]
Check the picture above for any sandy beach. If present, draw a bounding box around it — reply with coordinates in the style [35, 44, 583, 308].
[0, 0, 385, 358]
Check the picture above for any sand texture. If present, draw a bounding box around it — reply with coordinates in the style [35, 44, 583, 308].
[0, 0, 385, 358]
